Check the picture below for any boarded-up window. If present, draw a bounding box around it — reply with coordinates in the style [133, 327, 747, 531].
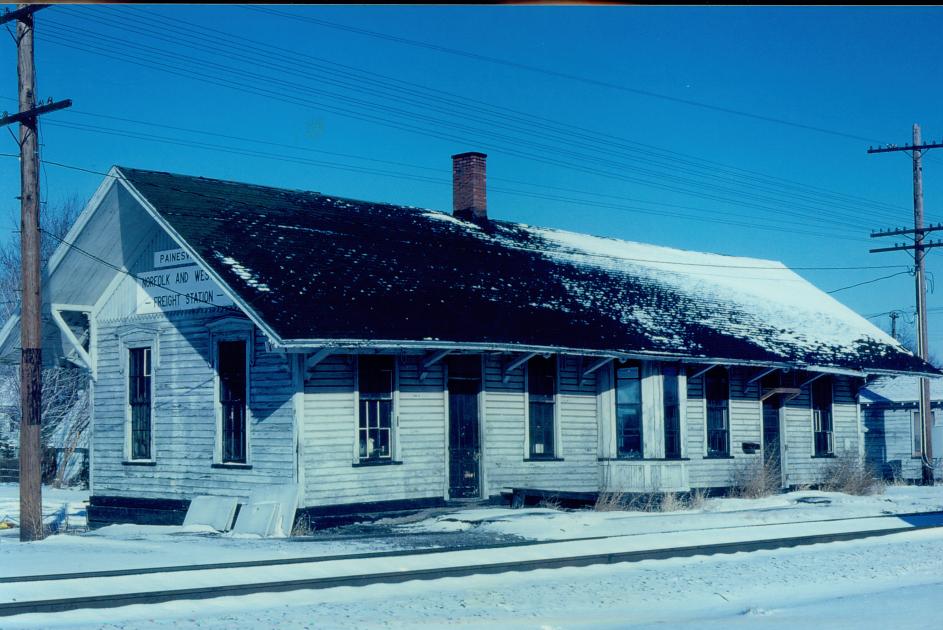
[663, 366, 682, 459]
[528, 355, 556, 458]
[359, 356, 394, 461]
[615, 363, 642, 458]
[218, 340, 247, 464]
[812, 377, 833, 457]
[128, 347, 152, 460]
[912, 410, 935, 456]
[705, 367, 729, 457]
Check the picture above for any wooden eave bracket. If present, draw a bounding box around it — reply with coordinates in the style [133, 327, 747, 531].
[419, 349, 452, 381]
[799, 372, 827, 388]
[50, 306, 93, 374]
[305, 347, 333, 372]
[760, 387, 802, 402]
[579, 356, 612, 386]
[747, 367, 779, 385]
[688, 363, 720, 380]
[502, 352, 538, 384]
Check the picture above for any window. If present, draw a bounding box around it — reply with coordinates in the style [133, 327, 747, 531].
[912, 411, 935, 456]
[358, 356, 394, 461]
[663, 366, 682, 459]
[705, 367, 729, 457]
[615, 363, 642, 458]
[811, 377, 833, 457]
[528, 355, 556, 458]
[128, 347, 152, 460]
[218, 340, 247, 464]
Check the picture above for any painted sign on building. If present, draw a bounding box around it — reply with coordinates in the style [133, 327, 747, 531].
[137, 249, 234, 314]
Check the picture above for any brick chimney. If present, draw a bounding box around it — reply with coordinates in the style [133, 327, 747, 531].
[452, 152, 487, 222]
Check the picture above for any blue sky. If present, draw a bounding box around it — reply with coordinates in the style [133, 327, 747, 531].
[2, 5, 943, 351]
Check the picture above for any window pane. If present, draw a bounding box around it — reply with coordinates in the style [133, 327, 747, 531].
[528, 356, 556, 458]
[219, 341, 247, 463]
[529, 401, 555, 457]
[914, 411, 923, 455]
[359, 356, 394, 399]
[663, 367, 681, 458]
[129, 347, 151, 460]
[615, 362, 642, 457]
[527, 356, 556, 400]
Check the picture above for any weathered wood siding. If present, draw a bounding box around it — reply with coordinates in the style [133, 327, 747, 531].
[683, 370, 862, 489]
[301, 355, 447, 507]
[91, 229, 296, 501]
[481, 354, 599, 495]
[863, 404, 924, 481]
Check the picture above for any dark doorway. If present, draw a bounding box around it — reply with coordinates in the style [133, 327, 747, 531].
[448, 355, 481, 499]
[762, 398, 784, 487]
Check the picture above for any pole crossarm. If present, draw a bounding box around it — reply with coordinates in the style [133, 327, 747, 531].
[868, 142, 943, 154]
[0, 98, 72, 128]
[870, 241, 943, 254]
[871, 224, 943, 238]
[0, 4, 47, 26]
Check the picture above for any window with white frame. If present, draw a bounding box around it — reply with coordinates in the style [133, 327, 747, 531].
[218, 340, 248, 464]
[128, 347, 152, 460]
[615, 362, 643, 458]
[705, 367, 729, 457]
[527, 355, 556, 458]
[811, 377, 833, 457]
[358, 356, 395, 461]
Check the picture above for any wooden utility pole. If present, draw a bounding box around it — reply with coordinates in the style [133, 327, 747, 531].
[0, 3, 71, 541]
[869, 125, 943, 484]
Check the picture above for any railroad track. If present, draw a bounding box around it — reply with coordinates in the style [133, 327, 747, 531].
[3, 511, 943, 617]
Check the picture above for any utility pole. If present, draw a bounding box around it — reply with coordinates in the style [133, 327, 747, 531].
[868, 124, 943, 484]
[0, 3, 71, 541]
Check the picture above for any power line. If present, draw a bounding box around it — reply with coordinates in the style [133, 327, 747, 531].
[827, 270, 913, 294]
[40, 11, 916, 229]
[95, 4, 909, 218]
[245, 6, 888, 146]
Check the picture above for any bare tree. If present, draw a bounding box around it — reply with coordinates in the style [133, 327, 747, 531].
[1, 196, 89, 487]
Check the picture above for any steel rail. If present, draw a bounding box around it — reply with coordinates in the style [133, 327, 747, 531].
[2, 514, 943, 617]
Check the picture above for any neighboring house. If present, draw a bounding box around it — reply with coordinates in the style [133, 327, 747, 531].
[0, 153, 936, 527]
[860, 375, 943, 481]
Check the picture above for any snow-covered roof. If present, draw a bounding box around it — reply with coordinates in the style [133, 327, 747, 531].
[860, 375, 943, 404]
[114, 166, 933, 376]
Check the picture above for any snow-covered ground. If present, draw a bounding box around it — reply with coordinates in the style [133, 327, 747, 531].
[0, 482, 88, 534]
[386, 486, 943, 540]
[3, 485, 943, 579]
[5, 527, 943, 628]
[2, 485, 943, 627]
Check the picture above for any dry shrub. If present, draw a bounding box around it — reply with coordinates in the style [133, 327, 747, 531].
[730, 452, 781, 499]
[594, 490, 629, 512]
[538, 495, 563, 511]
[820, 455, 883, 496]
[290, 512, 315, 537]
[687, 487, 709, 510]
[594, 490, 703, 513]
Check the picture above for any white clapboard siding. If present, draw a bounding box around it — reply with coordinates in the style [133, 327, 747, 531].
[686, 368, 759, 488]
[302, 355, 447, 507]
[784, 377, 861, 486]
[863, 405, 924, 481]
[481, 354, 598, 495]
[91, 316, 296, 501]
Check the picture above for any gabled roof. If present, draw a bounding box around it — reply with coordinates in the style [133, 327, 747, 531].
[860, 375, 943, 404]
[113, 166, 935, 377]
